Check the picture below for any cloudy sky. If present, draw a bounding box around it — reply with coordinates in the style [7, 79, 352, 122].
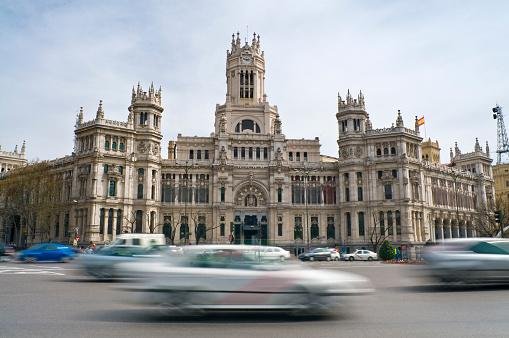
[1, 0, 508, 162]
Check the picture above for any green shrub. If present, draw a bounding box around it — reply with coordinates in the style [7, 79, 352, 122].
[378, 240, 395, 261]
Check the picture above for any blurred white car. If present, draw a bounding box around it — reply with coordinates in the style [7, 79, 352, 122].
[342, 249, 378, 261]
[328, 248, 341, 261]
[119, 245, 372, 314]
[258, 246, 291, 261]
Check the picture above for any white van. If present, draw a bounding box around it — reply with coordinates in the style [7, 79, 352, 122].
[111, 234, 165, 248]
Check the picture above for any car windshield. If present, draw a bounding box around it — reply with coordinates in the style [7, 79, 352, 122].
[28, 244, 46, 250]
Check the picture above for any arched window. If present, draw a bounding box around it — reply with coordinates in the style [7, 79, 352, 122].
[235, 119, 261, 133]
[135, 210, 143, 233]
[119, 142, 125, 152]
[138, 168, 145, 176]
[105, 140, 110, 150]
[310, 217, 319, 239]
[390, 147, 396, 155]
[376, 148, 382, 156]
[383, 148, 389, 155]
[327, 223, 335, 240]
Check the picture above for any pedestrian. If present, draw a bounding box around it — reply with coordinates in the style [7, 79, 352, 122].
[88, 241, 96, 252]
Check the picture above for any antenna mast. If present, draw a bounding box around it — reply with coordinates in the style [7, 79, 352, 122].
[493, 105, 509, 164]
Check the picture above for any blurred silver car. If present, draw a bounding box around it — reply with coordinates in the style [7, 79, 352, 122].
[119, 245, 372, 314]
[422, 238, 509, 284]
[76, 245, 163, 279]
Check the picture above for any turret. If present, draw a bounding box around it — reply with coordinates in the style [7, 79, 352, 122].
[128, 82, 164, 133]
[225, 32, 265, 105]
[336, 89, 368, 137]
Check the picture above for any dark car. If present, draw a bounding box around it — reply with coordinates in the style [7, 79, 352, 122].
[298, 247, 333, 261]
[17, 243, 76, 263]
[0, 243, 16, 261]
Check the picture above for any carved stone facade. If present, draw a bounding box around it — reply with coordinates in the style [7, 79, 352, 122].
[0, 141, 27, 174]
[0, 34, 495, 257]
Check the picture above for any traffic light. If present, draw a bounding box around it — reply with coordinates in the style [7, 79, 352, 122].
[495, 210, 502, 224]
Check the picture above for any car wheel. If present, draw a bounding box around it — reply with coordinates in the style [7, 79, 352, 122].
[334, 257, 340, 261]
[60, 256, 71, 263]
[326, 256, 331, 262]
[367, 257, 373, 261]
[280, 256, 285, 262]
[309, 256, 314, 261]
[348, 256, 354, 261]
[25, 256, 36, 263]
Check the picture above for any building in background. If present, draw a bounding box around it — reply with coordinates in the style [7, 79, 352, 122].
[0, 142, 27, 174]
[0, 34, 495, 257]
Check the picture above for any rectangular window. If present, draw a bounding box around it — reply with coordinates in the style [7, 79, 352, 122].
[378, 171, 383, 179]
[204, 150, 209, 159]
[103, 164, 109, 174]
[108, 180, 116, 197]
[248, 147, 253, 159]
[384, 184, 393, 200]
[220, 223, 225, 236]
[263, 147, 268, 159]
[256, 147, 260, 159]
[392, 169, 398, 178]
[289, 152, 293, 161]
[277, 187, 283, 203]
[220, 187, 225, 203]
[189, 149, 194, 160]
[241, 147, 245, 159]
[278, 223, 283, 237]
[357, 187, 363, 201]
[346, 212, 352, 236]
[197, 150, 202, 160]
[296, 152, 301, 162]
[304, 152, 308, 161]
[358, 212, 365, 236]
[345, 187, 350, 202]
[233, 147, 238, 159]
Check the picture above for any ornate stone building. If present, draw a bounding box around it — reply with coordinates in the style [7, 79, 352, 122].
[0, 142, 27, 174]
[0, 33, 495, 256]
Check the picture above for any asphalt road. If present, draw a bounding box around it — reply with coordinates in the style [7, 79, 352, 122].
[1, 260, 509, 338]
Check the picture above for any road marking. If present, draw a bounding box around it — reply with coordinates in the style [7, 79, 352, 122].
[0, 266, 66, 276]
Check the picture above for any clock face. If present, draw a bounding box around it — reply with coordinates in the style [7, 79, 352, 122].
[241, 52, 253, 65]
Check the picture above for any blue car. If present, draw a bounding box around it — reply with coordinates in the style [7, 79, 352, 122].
[18, 243, 76, 263]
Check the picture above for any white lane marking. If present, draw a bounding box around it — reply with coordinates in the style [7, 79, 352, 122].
[0, 266, 66, 276]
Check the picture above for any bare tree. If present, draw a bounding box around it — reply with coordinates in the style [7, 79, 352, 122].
[122, 210, 137, 234]
[368, 212, 394, 254]
[474, 202, 503, 237]
[0, 162, 61, 247]
[189, 212, 222, 245]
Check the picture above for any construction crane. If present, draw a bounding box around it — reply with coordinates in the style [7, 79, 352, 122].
[493, 105, 509, 164]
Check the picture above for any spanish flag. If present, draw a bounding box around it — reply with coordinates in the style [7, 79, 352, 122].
[417, 116, 425, 126]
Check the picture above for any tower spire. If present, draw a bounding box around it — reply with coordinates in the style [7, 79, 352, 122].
[96, 100, 104, 119]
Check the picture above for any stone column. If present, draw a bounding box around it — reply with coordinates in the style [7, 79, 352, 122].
[440, 219, 444, 239]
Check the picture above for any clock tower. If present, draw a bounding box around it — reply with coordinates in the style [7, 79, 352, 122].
[225, 32, 266, 105]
